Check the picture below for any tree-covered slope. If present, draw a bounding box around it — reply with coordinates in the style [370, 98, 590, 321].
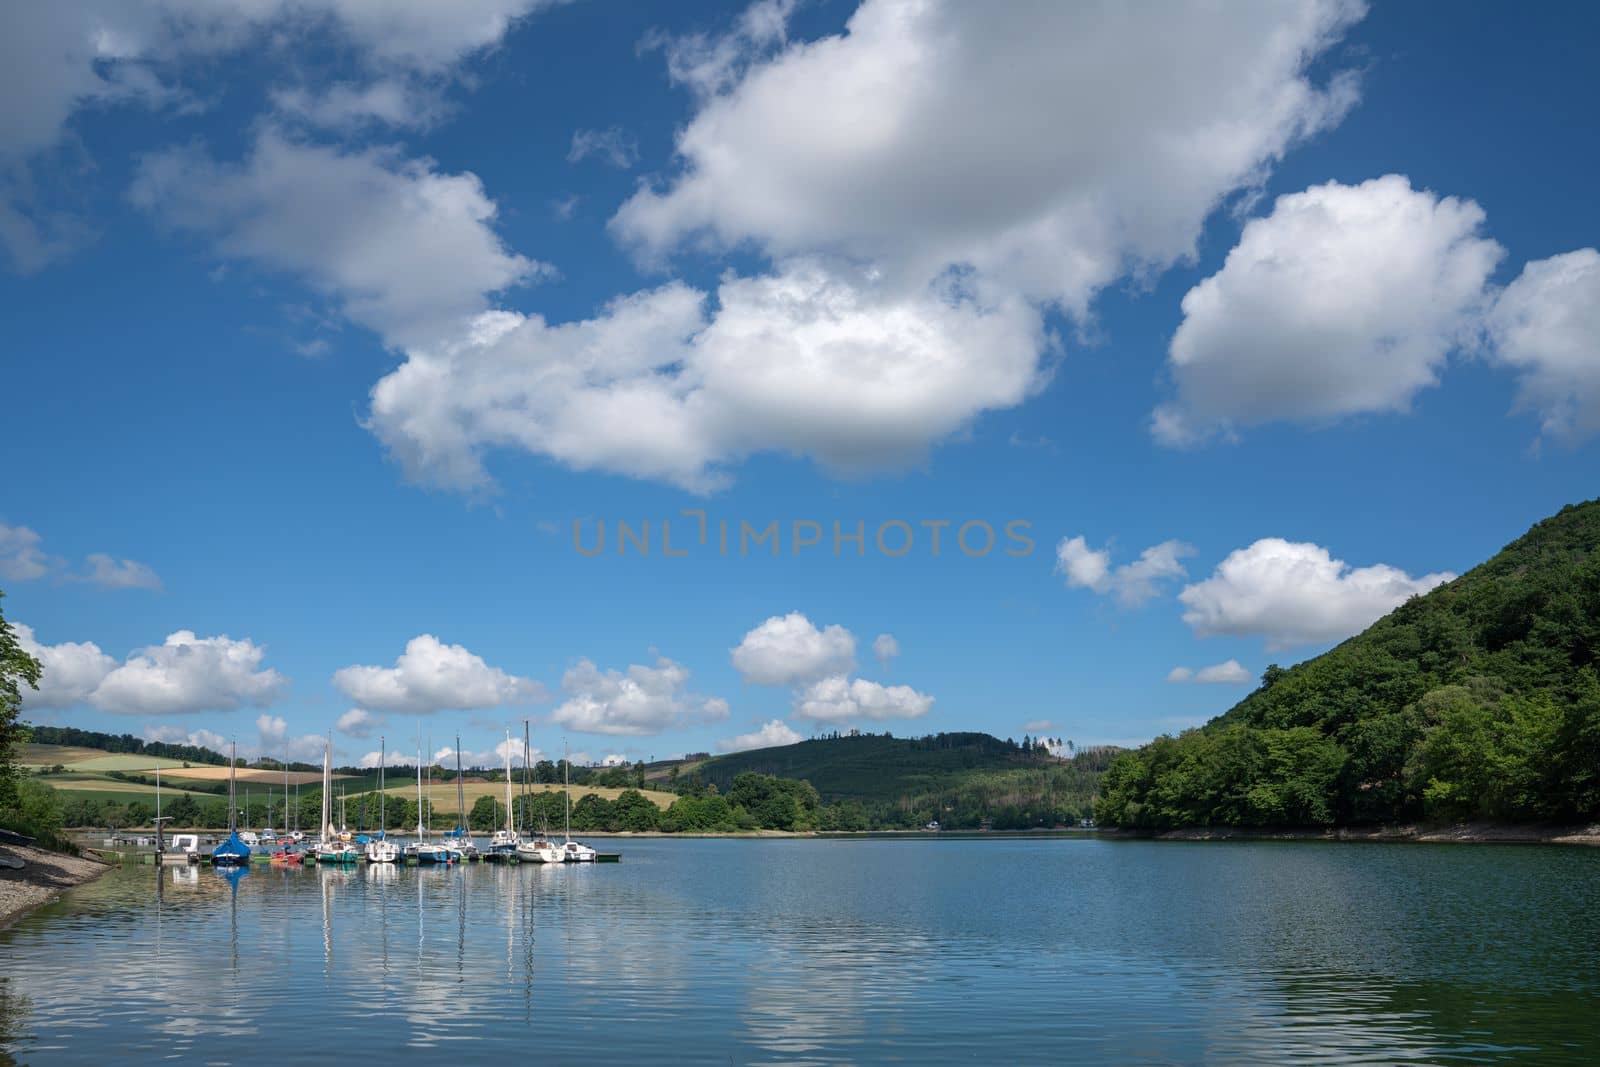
[684, 732, 1117, 829]
[1099, 499, 1600, 829]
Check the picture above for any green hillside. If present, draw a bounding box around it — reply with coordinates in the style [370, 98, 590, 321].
[1099, 499, 1600, 829]
[683, 732, 1117, 829]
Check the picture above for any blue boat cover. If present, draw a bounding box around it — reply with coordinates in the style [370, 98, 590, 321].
[212, 830, 251, 863]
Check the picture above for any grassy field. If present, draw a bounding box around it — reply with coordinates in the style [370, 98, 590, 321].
[159, 767, 326, 785]
[376, 781, 677, 813]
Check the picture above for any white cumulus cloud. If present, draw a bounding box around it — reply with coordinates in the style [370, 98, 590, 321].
[130, 130, 543, 351]
[550, 656, 727, 736]
[717, 719, 804, 753]
[1056, 536, 1193, 607]
[615, 0, 1364, 316]
[335, 708, 382, 738]
[732, 612, 856, 686]
[1167, 660, 1253, 685]
[331, 634, 546, 714]
[367, 262, 1044, 492]
[1179, 539, 1455, 649]
[83, 630, 288, 715]
[1485, 247, 1600, 445]
[0, 523, 60, 581]
[1154, 175, 1503, 445]
[793, 675, 933, 723]
[13, 622, 117, 709]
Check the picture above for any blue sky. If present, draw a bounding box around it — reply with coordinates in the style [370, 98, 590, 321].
[3, 0, 1597, 769]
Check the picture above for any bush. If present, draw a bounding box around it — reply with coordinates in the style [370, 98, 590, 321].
[0, 778, 75, 852]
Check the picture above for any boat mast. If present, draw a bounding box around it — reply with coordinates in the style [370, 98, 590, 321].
[521, 721, 532, 835]
[283, 755, 289, 837]
[456, 734, 465, 836]
[503, 731, 513, 835]
[228, 742, 238, 833]
[320, 736, 332, 844]
[379, 736, 386, 834]
[563, 738, 570, 844]
[416, 741, 425, 840]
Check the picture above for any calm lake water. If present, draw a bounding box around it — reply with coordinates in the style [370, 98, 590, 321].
[2, 837, 1598, 1064]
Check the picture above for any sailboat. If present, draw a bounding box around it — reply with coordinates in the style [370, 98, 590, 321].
[211, 742, 251, 867]
[406, 743, 454, 865]
[443, 735, 478, 862]
[488, 731, 519, 860]
[315, 736, 361, 864]
[559, 741, 598, 863]
[516, 721, 562, 863]
[366, 736, 400, 863]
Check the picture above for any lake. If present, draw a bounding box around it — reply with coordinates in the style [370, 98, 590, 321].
[2, 837, 1598, 1064]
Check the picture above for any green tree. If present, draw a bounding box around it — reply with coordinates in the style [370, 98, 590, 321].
[469, 794, 501, 831]
[0, 591, 43, 811]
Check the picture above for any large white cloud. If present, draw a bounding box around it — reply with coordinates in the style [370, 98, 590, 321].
[1485, 248, 1600, 444]
[731, 612, 857, 686]
[131, 131, 541, 351]
[1056, 536, 1193, 607]
[550, 656, 727, 736]
[331, 634, 546, 714]
[793, 675, 933, 723]
[716, 719, 804, 753]
[13, 622, 117, 709]
[615, 0, 1364, 315]
[367, 261, 1044, 492]
[1154, 175, 1503, 445]
[89, 630, 289, 714]
[1178, 539, 1455, 649]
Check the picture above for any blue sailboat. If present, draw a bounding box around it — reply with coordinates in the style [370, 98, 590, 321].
[212, 742, 251, 868]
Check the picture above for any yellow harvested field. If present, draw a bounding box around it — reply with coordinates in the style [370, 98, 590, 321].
[20, 745, 126, 767]
[39, 778, 181, 796]
[377, 781, 676, 813]
[163, 767, 329, 786]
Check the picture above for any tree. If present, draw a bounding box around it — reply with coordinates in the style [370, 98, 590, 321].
[469, 794, 500, 831]
[0, 590, 43, 811]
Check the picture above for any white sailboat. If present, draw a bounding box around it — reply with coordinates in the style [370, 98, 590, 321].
[366, 736, 400, 863]
[560, 740, 596, 863]
[406, 742, 454, 865]
[488, 731, 520, 858]
[516, 721, 562, 863]
[316, 736, 361, 864]
[446, 735, 477, 862]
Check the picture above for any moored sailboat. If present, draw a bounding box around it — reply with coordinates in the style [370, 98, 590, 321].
[211, 742, 251, 867]
[315, 736, 361, 865]
[559, 740, 597, 863]
[515, 721, 562, 863]
[365, 736, 400, 863]
[406, 742, 454, 865]
[487, 730, 519, 860]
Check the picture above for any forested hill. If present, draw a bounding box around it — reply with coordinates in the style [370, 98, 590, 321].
[1098, 498, 1600, 830]
[670, 732, 1119, 829]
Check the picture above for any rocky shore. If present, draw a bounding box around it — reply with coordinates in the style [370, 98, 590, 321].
[0, 845, 113, 929]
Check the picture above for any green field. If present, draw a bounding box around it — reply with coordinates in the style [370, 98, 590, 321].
[21, 744, 212, 772]
[376, 781, 678, 813]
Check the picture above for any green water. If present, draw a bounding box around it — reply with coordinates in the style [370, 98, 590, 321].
[2, 837, 1597, 1063]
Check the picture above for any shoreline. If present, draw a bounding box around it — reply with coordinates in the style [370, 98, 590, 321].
[0, 845, 114, 930]
[1112, 822, 1600, 846]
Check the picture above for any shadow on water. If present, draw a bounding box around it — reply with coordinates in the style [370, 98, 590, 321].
[0, 838, 1597, 1064]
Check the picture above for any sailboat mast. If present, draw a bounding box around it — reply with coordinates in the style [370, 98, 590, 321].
[521, 721, 531, 834]
[456, 734, 465, 836]
[504, 731, 513, 834]
[563, 738, 570, 843]
[416, 743, 424, 839]
[379, 736, 386, 832]
[228, 742, 237, 832]
[320, 736, 332, 842]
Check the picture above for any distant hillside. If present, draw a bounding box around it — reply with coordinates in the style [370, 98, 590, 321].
[28, 726, 229, 767]
[676, 732, 1117, 829]
[1099, 498, 1600, 829]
